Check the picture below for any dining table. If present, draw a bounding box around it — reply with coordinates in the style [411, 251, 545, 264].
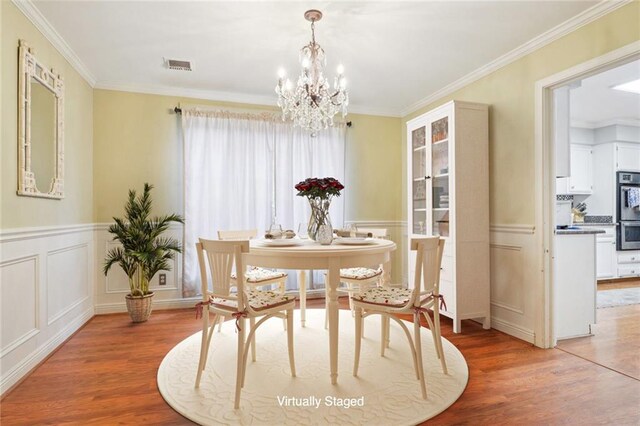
[245, 237, 396, 385]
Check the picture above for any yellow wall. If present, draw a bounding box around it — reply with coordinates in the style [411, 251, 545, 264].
[345, 114, 402, 221]
[1, 1, 93, 228]
[403, 2, 640, 226]
[93, 89, 402, 223]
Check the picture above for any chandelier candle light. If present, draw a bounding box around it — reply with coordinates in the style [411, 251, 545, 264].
[295, 177, 344, 244]
[275, 9, 349, 135]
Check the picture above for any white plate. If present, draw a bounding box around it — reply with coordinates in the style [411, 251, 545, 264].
[259, 239, 301, 247]
[334, 237, 376, 245]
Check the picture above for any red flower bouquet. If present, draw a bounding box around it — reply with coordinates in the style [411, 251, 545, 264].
[294, 177, 344, 200]
[294, 177, 344, 243]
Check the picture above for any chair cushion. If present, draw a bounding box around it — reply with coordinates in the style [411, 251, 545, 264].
[339, 267, 383, 280]
[231, 267, 287, 283]
[352, 287, 416, 307]
[212, 290, 293, 312]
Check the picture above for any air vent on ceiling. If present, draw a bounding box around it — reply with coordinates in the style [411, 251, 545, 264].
[165, 59, 192, 71]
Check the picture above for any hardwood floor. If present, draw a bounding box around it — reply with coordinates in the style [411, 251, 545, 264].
[2, 299, 639, 425]
[557, 304, 640, 380]
[597, 279, 640, 291]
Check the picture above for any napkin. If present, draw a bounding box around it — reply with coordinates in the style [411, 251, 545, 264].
[265, 230, 296, 239]
[334, 229, 373, 238]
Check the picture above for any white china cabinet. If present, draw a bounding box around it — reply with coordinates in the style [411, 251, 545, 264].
[406, 100, 490, 333]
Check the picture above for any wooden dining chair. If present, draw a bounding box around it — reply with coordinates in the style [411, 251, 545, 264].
[323, 227, 388, 330]
[218, 229, 288, 334]
[194, 239, 296, 409]
[352, 237, 447, 399]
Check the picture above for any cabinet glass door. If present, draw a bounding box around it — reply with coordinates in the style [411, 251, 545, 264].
[411, 126, 427, 235]
[430, 116, 449, 237]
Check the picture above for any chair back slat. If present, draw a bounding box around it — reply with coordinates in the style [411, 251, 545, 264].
[197, 239, 250, 308]
[410, 237, 444, 297]
[218, 229, 258, 240]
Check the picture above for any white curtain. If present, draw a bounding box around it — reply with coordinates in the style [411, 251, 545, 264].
[182, 109, 345, 296]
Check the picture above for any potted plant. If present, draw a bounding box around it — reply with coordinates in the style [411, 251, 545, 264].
[103, 183, 184, 322]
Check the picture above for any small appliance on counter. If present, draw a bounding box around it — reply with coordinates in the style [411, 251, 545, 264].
[556, 200, 573, 229]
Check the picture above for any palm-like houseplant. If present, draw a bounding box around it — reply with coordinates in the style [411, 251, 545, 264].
[104, 183, 184, 322]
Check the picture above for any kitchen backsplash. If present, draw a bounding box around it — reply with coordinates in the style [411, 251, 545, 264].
[556, 194, 574, 201]
[584, 215, 613, 224]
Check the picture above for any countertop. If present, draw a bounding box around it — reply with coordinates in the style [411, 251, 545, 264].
[555, 227, 606, 235]
[573, 222, 616, 227]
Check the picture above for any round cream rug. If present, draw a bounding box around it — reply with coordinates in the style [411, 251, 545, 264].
[158, 309, 468, 425]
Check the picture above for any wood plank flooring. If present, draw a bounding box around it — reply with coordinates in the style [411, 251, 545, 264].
[557, 304, 640, 380]
[2, 299, 639, 425]
[597, 280, 640, 291]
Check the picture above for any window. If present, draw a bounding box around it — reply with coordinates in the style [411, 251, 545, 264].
[181, 109, 345, 295]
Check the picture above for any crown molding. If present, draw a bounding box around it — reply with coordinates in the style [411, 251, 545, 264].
[571, 118, 640, 129]
[95, 81, 278, 109]
[12, 0, 97, 86]
[94, 81, 401, 117]
[399, 0, 632, 117]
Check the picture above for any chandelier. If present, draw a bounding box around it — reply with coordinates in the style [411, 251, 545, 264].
[275, 9, 349, 135]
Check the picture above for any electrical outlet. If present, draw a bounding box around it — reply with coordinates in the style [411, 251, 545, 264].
[159, 273, 167, 286]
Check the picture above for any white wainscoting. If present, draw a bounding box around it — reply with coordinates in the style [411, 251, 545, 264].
[392, 221, 537, 343]
[0, 224, 95, 395]
[489, 224, 537, 343]
[0, 220, 539, 396]
[94, 224, 195, 314]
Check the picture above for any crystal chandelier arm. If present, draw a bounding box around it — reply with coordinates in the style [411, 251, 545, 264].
[275, 9, 347, 134]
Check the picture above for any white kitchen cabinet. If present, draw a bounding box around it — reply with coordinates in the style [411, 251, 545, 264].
[555, 145, 592, 195]
[568, 144, 593, 194]
[616, 143, 640, 171]
[617, 250, 640, 277]
[595, 227, 616, 279]
[406, 100, 489, 333]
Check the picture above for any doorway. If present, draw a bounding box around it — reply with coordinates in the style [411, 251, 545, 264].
[535, 41, 640, 349]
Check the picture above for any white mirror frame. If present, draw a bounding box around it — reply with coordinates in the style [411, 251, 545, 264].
[18, 39, 64, 199]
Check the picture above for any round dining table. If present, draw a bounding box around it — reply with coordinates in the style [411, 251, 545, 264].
[245, 238, 396, 385]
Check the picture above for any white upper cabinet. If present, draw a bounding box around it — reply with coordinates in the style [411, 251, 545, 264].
[556, 144, 592, 195]
[568, 144, 592, 194]
[616, 143, 640, 172]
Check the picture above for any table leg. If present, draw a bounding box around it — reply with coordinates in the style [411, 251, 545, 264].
[298, 270, 307, 327]
[382, 258, 392, 286]
[327, 257, 340, 385]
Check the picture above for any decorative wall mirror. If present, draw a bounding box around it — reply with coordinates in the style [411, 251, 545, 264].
[18, 39, 64, 199]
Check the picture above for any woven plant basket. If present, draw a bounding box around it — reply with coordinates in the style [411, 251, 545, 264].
[125, 292, 154, 323]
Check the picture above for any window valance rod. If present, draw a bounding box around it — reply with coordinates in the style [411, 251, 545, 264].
[173, 106, 352, 127]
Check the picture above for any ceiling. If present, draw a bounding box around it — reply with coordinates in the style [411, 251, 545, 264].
[571, 59, 640, 127]
[30, 0, 602, 116]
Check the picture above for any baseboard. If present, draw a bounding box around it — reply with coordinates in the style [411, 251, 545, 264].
[491, 317, 535, 344]
[0, 306, 94, 396]
[95, 297, 200, 314]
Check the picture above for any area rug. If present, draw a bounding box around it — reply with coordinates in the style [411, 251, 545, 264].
[157, 309, 468, 425]
[597, 287, 640, 308]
